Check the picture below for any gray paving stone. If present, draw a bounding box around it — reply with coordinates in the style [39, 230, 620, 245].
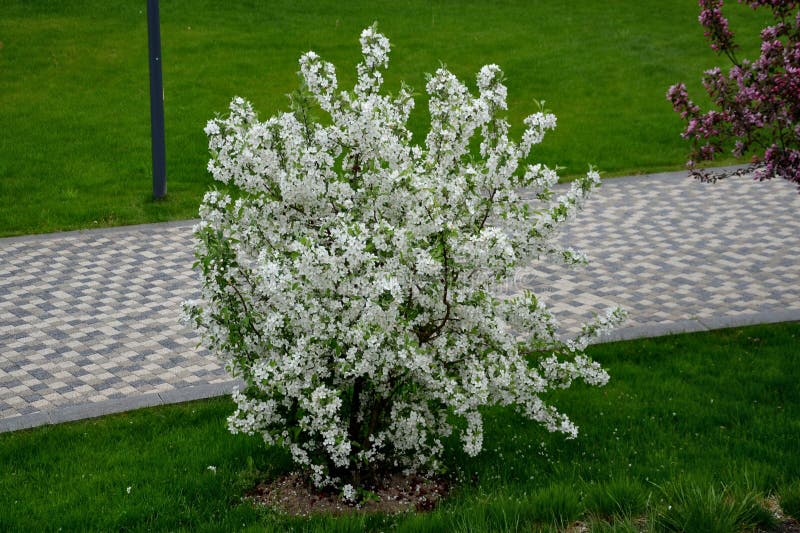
[0, 412, 52, 433]
[157, 380, 243, 404]
[49, 393, 165, 425]
[1, 168, 799, 433]
[698, 310, 800, 331]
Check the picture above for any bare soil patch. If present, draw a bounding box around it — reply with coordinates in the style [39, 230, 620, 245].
[775, 518, 800, 533]
[246, 471, 450, 516]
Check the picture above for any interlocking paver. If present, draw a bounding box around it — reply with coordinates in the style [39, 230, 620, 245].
[1, 169, 799, 431]
[517, 171, 800, 338]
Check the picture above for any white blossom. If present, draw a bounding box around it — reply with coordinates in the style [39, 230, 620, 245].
[185, 27, 624, 491]
[342, 483, 357, 502]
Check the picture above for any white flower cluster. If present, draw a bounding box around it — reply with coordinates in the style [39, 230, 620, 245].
[185, 26, 625, 490]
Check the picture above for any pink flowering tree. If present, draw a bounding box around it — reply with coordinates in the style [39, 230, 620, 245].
[185, 26, 624, 499]
[667, 0, 800, 189]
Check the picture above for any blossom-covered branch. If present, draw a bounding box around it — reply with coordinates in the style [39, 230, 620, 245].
[185, 25, 624, 496]
[668, 0, 800, 189]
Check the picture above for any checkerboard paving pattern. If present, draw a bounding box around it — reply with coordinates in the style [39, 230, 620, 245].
[1, 170, 799, 426]
[0, 223, 229, 422]
[518, 172, 800, 332]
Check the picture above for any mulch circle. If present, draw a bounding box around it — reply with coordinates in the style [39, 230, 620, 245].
[245, 471, 450, 517]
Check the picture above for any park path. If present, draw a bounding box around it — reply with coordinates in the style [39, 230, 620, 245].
[1, 169, 799, 432]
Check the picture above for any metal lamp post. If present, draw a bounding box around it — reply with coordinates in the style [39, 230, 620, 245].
[147, 0, 166, 199]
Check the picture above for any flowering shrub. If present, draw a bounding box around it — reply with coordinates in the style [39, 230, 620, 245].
[668, 0, 800, 188]
[186, 26, 625, 494]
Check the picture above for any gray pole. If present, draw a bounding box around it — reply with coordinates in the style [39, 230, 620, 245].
[147, 0, 166, 199]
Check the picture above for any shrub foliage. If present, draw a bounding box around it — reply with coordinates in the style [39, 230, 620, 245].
[186, 26, 624, 493]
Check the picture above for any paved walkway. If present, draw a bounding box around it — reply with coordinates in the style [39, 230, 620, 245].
[2, 169, 799, 432]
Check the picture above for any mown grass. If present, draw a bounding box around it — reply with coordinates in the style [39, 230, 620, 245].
[0, 0, 775, 236]
[2, 322, 799, 531]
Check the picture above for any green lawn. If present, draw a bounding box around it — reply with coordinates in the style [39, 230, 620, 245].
[2, 322, 798, 531]
[0, 0, 774, 237]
